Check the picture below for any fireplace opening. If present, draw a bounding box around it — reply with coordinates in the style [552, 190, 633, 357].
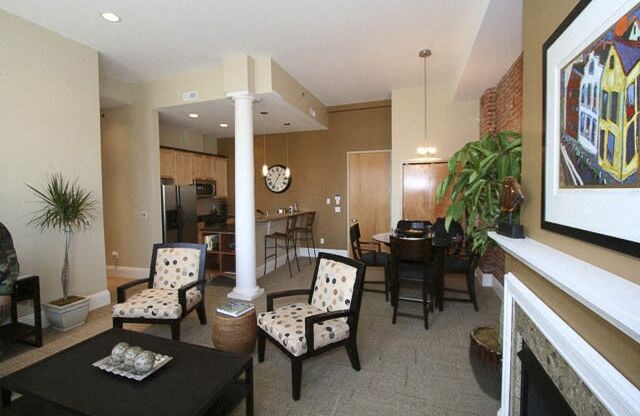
[518, 343, 575, 416]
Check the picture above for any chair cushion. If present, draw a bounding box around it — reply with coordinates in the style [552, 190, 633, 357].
[112, 288, 202, 319]
[153, 247, 201, 289]
[257, 303, 349, 357]
[360, 251, 389, 267]
[311, 257, 358, 312]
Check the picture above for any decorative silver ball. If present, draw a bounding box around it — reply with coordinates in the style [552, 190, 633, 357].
[133, 350, 156, 374]
[111, 342, 130, 365]
[123, 346, 143, 369]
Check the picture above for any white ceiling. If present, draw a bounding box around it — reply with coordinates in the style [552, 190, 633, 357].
[158, 93, 326, 137]
[0, 0, 521, 106]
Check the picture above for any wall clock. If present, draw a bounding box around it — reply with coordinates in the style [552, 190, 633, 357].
[264, 164, 291, 193]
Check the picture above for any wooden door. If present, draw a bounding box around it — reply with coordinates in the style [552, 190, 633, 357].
[348, 152, 390, 243]
[214, 157, 228, 197]
[175, 151, 193, 185]
[159, 148, 176, 179]
[402, 162, 450, 221]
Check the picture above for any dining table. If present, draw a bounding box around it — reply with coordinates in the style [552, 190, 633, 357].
[372, 231, 454, 311]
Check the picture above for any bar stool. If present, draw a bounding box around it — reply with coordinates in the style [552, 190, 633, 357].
[264, 215, 300, 278]
[295, 212, 316, 264]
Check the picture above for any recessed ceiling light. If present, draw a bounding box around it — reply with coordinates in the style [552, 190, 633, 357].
[188, 113, 199, 119]
[219, 123, 228, 128]
[100, 12, 121, 23]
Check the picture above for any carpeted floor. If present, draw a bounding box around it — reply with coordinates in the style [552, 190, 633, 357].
[1, 258, 501, 415]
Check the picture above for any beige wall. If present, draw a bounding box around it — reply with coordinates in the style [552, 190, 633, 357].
[521, 0, 640, 286]
[517, 0, 640, 387]
[0, 10, 107, 301]
[218, 101, 391, 250]
[391, 85, 479, 225]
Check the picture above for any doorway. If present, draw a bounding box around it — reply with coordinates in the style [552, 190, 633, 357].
[347, 151, 391, 248]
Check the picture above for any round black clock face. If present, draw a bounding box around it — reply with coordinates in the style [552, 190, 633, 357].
[265, 164, 291, 193]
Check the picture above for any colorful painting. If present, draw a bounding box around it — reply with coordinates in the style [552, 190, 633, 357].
[559, 3, 640, 188]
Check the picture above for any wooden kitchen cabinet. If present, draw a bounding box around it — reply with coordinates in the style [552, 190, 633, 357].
[192, 154, 206, 180]
[175, 151, 193, 185]
[159, 148, 176, 179]
[204, 156, 216, 180]
[214, 157, 228, 197]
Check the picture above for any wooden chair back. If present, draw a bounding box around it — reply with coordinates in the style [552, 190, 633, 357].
[349, 223, 363, 260]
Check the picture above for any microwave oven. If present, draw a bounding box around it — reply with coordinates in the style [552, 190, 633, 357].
[194, 180, 216, 198]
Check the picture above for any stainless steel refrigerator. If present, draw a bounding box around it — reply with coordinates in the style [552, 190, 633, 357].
[161, 184, 198, 243]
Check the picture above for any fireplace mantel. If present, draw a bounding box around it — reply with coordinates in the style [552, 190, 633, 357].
[489, 232, 640, 343]
[490, 232, 640, 415]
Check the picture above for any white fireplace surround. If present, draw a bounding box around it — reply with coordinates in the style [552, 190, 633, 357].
[490, 233, 640, 416]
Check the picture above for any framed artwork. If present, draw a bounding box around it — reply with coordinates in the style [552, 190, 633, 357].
[543, 0, 640, 257]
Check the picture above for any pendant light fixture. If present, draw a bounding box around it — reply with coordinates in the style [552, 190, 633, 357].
[260, 111, 269, 177]
[284, 122, 291, 178]
[416, 49, 438, 158]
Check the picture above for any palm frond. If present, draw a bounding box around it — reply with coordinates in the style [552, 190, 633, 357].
[27, 173, 96, 232]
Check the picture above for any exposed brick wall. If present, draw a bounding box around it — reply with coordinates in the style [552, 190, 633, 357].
[479, 88, 497, 137]
[478, 54, 523, 283]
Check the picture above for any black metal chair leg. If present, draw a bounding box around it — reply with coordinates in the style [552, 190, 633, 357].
[306, 233, 312, 264]
[292, 236, 300, 272]
[310, 231, 316, 259]
[264, 236, 268, 277]
[291, 360, 302, 401]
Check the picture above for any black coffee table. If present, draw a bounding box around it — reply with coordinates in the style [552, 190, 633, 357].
[0, 328, 253, 416]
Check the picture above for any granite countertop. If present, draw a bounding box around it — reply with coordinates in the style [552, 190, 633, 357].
[255, 210, 313, 223]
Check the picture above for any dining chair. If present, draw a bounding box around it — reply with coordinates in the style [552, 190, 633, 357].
[443, 240, 481, 311]
[349, 222, 390, 301]
[389, 235, 438, 329]
[257, 252, 366, 400]
[112, 243, 207, 340]
[294, 212, 316, 264]
[264, 215, 300, 278]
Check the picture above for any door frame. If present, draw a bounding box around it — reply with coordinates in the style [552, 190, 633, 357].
[346, 149, 392, 253]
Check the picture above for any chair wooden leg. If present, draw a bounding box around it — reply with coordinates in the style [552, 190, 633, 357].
[264, 236, 268, 277]
[196, 302, 207, 325]
[422, 282, 429, 330]
[170, 322, 181, 341]
[392, 281, 399, 324]
[384, 265, 390, 302]
[291, 360, 302, 401]
[284, 237, 293, 278]
[292, 236, 300, 272]
[468, 270, 479, 311]
[112, 318, 123, 329]
[310, 231, 316, 259]
[345, 338, 361, 371]
[306, 233, 312, 264]
[257, 332, 266, 363]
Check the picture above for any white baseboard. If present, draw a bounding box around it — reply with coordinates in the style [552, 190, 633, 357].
[106, 265, 149, 279]
[10, 288, 111, 329]
[296, 247, 349, 258]
[476, 269, 503, 300]
[87, 289, 111, 310]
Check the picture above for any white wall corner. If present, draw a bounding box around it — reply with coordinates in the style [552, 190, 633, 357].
[476, 268, 503, 300]
[87, 289, 111, 310]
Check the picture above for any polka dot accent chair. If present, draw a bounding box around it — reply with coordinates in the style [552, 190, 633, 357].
[257, 252, 367, 401]
[112, 243, 207, 341]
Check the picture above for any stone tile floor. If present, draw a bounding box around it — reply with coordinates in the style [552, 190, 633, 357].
[0, 259, 501, 415]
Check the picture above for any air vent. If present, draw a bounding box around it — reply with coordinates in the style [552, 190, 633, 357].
[182, 90, 198, 101]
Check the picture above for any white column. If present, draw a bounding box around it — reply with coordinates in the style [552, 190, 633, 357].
[227, 92, 263, 301]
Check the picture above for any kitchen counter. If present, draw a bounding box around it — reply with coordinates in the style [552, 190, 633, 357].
[255, 210, 313, 223]
[201, 224, 235, 234]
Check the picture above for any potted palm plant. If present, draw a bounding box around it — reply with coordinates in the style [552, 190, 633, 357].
[435, 131, 522, 400]
[28, 173, 96, 331]
[435, 131, 522, 254]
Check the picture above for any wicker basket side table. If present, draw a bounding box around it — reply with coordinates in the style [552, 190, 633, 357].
[211, 309, 257, 356]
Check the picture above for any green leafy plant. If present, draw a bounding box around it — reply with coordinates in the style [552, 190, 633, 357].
[27, 174, 96, 303]
[435, 132, 522, 254]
